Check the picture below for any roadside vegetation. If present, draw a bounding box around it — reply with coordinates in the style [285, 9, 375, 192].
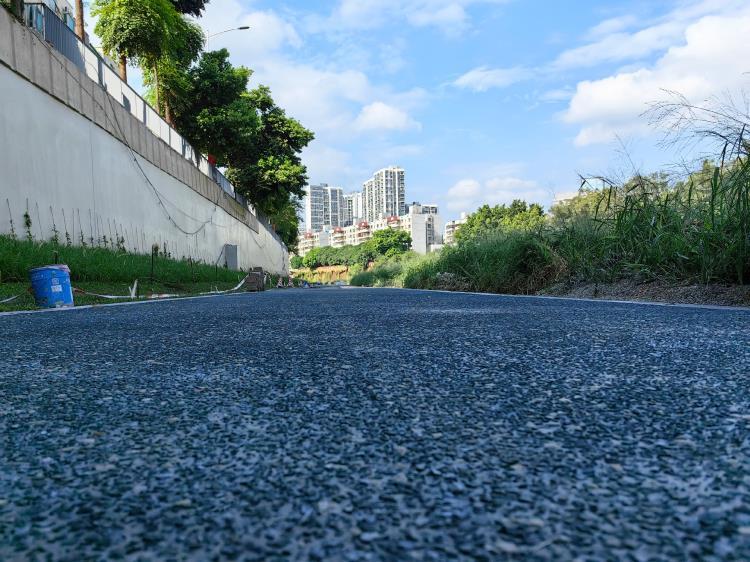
[0, 235, 269, 311]
[292, 230, 413, 284]
[351, 97, 750, 298]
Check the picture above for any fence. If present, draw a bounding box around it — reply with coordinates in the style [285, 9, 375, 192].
[23, 2, 254, 210]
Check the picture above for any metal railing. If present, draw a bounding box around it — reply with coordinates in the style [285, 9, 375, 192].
[24, 3, 253, 211]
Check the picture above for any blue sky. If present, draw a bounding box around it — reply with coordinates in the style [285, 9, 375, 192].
[88, 0, 750, 220]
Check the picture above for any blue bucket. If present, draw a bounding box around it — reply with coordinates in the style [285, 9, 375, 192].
[29, 265, 74, 308]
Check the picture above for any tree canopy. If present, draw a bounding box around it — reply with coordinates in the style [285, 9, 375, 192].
[141, 17, 204, 123]
[92, 0, 181, 81]
[226, 85, 314, 212]
[173, 50, 255, 161]
[171, 50, 313, 247]
[368, 228, 412, 257]
[456, 200, 545, 241]
[171, 0, 209, 16]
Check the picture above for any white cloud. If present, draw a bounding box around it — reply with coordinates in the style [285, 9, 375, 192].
[190, 0, 425, 154]
[453, 66, 532, 92]
[539, 87, 574, 103]
[322, 0, 507, 35]
[563, 9, 750, 146]
[553, 0, 749, 70]
[354, 102, 422, 131]
[585, 15, 639, 39]
[446, 176, 550, 212]
[553, 21, 683, 70]
[301, 143, 362, 187]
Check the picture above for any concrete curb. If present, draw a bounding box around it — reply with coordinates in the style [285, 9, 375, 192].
[349, 286, 750, 313]
[0, 291, 254, 318]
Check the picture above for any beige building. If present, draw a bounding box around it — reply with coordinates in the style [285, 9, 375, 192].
[444, 213, 468, 245]
[330, 227, 346, 248]
[297, 230, 331, 256]
[297, 204, 442, 256]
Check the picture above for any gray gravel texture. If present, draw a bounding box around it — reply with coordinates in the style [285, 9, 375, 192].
[1, 288, 750, 561]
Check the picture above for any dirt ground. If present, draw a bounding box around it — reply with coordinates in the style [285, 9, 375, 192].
[541, 279, 750, 308]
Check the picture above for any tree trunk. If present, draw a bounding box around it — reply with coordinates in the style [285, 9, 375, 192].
[74, 0, 84, 42]
[153, 66, 160, 115]
[164, 99, 173, 127]
[118, 54, 127, 82]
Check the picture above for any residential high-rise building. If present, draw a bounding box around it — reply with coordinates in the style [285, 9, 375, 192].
[362, 166, 405, 222]
[342, 192, 364, 226]
[304, 184, 345, 232]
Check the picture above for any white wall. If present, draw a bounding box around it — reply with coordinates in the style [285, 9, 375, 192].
[0, 12, 288, 274]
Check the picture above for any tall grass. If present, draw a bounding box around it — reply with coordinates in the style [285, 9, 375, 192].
[0, 235, 241, 284]
[350, 253, 423, 287]
[555, 155, 750, 284]
[354, 155, 750, 293]
[402, 233, 565, 293]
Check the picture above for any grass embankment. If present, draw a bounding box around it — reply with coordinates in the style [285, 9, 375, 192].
[352, 156, 750, 301]
[0, 236, 258, 311]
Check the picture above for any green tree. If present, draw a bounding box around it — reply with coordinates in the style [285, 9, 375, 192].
[267, 196, 302, 250]
[226, 86, 314, 211]
[367, 228, 412, 257]
[6, 0, 24, 20]
[172, 49, 254, 159]
[92, 0, 180, 82]
[142, 17, 204, 124]
[171, 0, 209, 16]
[456, 200, 545, 241]
[302, 247, 322, 269]
[170, 51, 313, 246]
[290, 255, 303, 269]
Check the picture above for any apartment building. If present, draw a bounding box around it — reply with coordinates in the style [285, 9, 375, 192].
[304, 184, 345, 232]
[369, 204, 442, 255]
[343, 192, 364, 226]
[362, 166, 405, 222]
[444, 213, 468, 245]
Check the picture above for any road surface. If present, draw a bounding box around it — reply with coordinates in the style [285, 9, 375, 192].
[1, 288, 750, 560]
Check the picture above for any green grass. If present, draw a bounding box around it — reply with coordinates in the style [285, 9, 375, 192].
[350, 252, 424, 288]
[0, 235, 283, 311]
[0, 235, 241, 285]
[352, 156, 750, 294]
[400, 233, 565, 293]
[0, 280, 245, 312]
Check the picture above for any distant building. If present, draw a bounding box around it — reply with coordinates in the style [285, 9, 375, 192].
[297, 229, 331, 256]
[363, 166, 406, 222]
[407, 202, 438, 215]
[343, 192, 364, 226]
[444, 212, 468, 245]
[369, 204, 441, 255]
[299, 166, 426, 254]
[303, 184, 345, 233]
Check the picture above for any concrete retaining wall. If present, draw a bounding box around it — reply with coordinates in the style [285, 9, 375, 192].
[0, 9, 289, 274]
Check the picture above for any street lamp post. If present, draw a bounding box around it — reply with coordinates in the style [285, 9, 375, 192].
[206, 26, 250, 48]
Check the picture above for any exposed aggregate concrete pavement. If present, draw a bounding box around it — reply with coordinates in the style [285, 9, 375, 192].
[1, 288, 750, 561]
